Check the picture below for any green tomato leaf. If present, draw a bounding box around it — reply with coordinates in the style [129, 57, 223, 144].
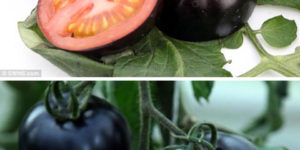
[257, 0, 300, 10]
[261, 16, 297, 48]
[192, 81, 214, 101]
[31, 44, 113, 77]
[110, 82, 140, 150]
[18, 22, 45, 49]
[222, 30, 244, 49]
[244, 82, 287, 143]
[92, 81, 110, 100]
[114, 28, 232, 77]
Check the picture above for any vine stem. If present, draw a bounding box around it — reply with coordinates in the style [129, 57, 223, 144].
[74, 81, 95, 93]
[240, 24, 298, 77]
[138, 81, 151, 150]
[239, 62, 269, 77]
[138, 81, 186, 150]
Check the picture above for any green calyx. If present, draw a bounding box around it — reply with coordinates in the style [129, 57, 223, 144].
[44, 81, 95, 121]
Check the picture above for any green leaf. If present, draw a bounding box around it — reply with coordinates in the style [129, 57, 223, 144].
[31, 44, 114, 77]
[114, 28, 232, 77]
[241, 24, 300, 77]
[296, 46, 300, 51]
[110, 82, 140, 150]
[192, 81, 214, 101]
[93, 82, 109, 100]
[261, 16, 297, 48]
[257, 0, 300, 10]
[244, 82, 287, 143]
[222, 30, 244, 49]
[18, 22, 45, 49]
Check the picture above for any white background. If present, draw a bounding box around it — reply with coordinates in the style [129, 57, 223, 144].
[0, 1, 300, 77]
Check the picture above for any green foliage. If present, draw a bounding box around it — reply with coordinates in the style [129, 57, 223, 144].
[243, 82, 288, 144]
[222, 30, 244, 49]
[192, 81, 214, 101]
[109, 82, 141, 150]
[261, 16, 297, 48]
[241, 23, 300, 77]
[114, 29, 232, 77]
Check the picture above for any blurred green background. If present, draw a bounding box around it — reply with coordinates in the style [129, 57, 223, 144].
[180, 81, 300, 150]
[0, 81, 299, 150]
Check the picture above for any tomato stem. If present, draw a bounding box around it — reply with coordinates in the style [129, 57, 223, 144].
[239, 62, 270, 77]
[44, 81, 95, 121]
[241, 24, 298, 77]
[138, 81, 186, 150]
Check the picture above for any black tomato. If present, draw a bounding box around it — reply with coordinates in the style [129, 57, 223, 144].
[157, 0, 257, 41]
[37, 0, 162, 55]
[204, 131, 258, 150]
[19, 96, 132, 150]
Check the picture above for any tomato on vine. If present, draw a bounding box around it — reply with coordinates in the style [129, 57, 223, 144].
[19, 82, 132, 150]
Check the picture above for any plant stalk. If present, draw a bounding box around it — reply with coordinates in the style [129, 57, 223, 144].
[138, 81, 186, 149]
[241, 24, 298, 77]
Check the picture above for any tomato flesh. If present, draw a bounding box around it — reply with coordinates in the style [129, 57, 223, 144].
[38, 0, 158, 52]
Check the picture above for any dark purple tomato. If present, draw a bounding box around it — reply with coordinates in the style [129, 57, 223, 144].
[37, 0, 162, 55]
[19, 96, 132, 150]
[157, 0, 257, 41]
[204, 131, 258, 150]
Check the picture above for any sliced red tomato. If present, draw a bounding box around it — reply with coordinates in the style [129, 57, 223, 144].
[37, 0, 161, 53]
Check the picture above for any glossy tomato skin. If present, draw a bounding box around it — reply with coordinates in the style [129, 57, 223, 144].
[37, 0, 163, 55]
[19, 96, 131, 150]
[156, 0, 257, 41]
[204, 131, 258, 150]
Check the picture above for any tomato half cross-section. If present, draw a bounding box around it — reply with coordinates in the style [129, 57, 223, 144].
[19, 96, 132, 150]
[37, 0, 162, 54]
